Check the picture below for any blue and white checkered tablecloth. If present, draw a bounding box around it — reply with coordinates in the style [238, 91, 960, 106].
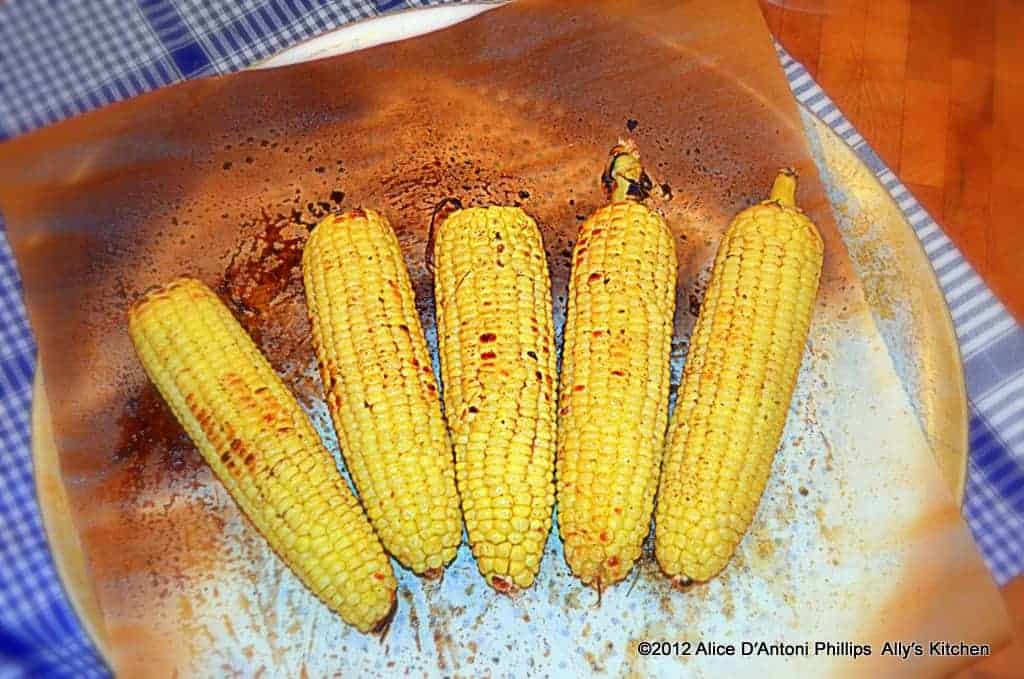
[0, 1, 1021, 676]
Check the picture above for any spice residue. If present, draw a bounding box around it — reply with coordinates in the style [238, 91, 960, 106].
[114, 382, 195, 478]
[218, 211, 307, 333]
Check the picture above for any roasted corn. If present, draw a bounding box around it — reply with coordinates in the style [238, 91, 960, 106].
[303, 208, 462, 577]
[557, 144, 677, 589]
[432, 204, 557, 592]
[128, 277, 396, 633]
[655, 169, 824, 584]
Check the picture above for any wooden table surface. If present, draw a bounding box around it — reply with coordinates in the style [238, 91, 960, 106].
[757, 2, 1023, 674]
[759, 0, 1023, 322]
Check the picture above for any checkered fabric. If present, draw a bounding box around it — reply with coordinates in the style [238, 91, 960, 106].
[0, 2, 1020, 676]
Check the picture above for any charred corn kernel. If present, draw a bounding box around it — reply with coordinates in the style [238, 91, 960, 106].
[432, 204, 557, 592]
[128, 278, 396, 633]
[655, 169, 824, 584]
[557, 143, 677, 589]
[303, 209, 462, 577]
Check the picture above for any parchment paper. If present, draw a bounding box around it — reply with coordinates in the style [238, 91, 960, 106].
[0, 0, 1009, 676]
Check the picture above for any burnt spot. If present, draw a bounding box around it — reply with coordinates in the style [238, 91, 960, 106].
[573, 384, 586, 392]
[195, 408, 213, 430]
[468, 406, 479, 414]
[398, 324, 410, 334]
[592, 330, 604, 338]
[689, 293, 702, 317]
[491, 575, 514, 594]
[588, 272, 603, 283]
[480, 351, 497, 360]
[611, 370, 625, 377]
[526, 350, 538, 360]
[480, 332, 497, 343]
[670, 575, 695, 591]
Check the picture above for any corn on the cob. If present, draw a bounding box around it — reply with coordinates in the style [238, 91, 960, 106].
[432, 204, 557, 592]
[557, 144, 677, 590]
[655, 169, 824, 584]
[303, 208, 462, 577]
[128, 277, 396, 633]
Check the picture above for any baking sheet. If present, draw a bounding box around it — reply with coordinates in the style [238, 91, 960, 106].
[0, 0, 1007, 676]
[802, 110, 968, 496]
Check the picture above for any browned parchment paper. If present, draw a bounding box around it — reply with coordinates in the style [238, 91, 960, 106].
[0, 1, 1009, 676]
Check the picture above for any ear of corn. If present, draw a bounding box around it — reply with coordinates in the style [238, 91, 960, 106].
[432, 205, 557, 592]
[655, 169, 824, 584]
[303, 209, 462, 577]
[557, 144, 677, 589]
[128, 277, 396, 633]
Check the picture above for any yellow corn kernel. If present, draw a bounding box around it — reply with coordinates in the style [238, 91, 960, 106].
[432, 205, 557, 592]
[557, 144, 677, 589]
[303, 209, 462, 577]
[655, 169, 824, 584]
[128, 277, 396, 633]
